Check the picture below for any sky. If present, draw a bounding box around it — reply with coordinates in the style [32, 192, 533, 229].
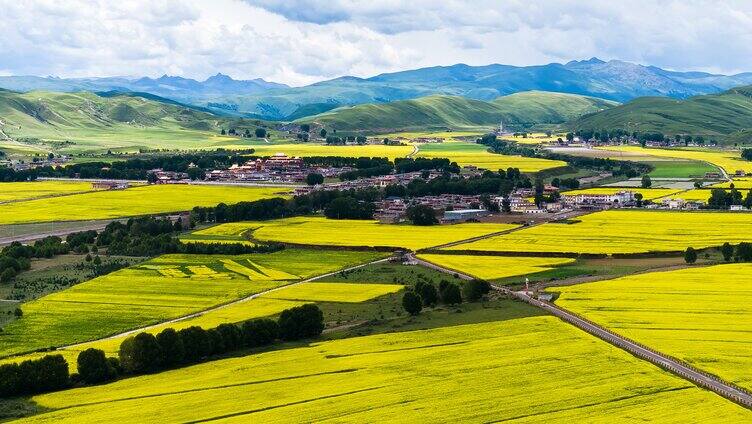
[2, 0, 752, 86]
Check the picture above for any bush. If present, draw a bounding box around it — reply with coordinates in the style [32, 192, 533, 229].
[156, 328, 185, 367]
[463, 279, 491, 302]
[242, 319, 279, 347]
[414, 281, 437, 306]
[402, 291, 422, 315]
[439, 281, 462, 305]
[119, 333, 163, 374]
[278, 304, 324, 341]
[77, 348, 116, 384]
[684, 247, 697, 264]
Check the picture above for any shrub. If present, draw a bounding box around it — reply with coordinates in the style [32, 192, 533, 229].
[463, 279, 491, 302]
[402, 291, 422, 315]
[156, 328, 185, 366]
[119, 333, 162, 374]
[439, 281, 462, 305]
[242, 319, 279, 347]
[277, 304, 324, 341]
[684, 247, 698, 264]
[77, 348, 116, 384]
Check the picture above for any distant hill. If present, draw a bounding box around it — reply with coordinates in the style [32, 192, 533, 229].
[4, 58, 752, 121]
[298, 91, 616, 133]
[0, 90, 237, 152]
[572, 85, 752, 142]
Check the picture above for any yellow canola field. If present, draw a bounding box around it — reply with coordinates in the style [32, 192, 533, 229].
[20, 316, 750, 423]
[554, 263, 752, 392]
[417, 254, 574, 280]
[598, 145, 751, 174]
[656, 189, 714, 202]
[376, 131, 485, 141]
[262, 282, 403, 303]
[224, 216, 517, 250]
[448, 210, 752, 254]
[0, 181, 99, 202]
[711, 179, 752, 189]
[0, 250, 382, 358]
[0, 184, 288, 225]
[561, 187, 683, 200]
[415, 140, 566, 172]
[250, 143, 414, 160]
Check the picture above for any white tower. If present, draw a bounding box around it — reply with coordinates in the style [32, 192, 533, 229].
[499, 119, 504, 134]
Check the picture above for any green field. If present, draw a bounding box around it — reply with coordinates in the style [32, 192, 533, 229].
[0, 181, 99, 202]
[448, 210, 752, 254]
[645, 160, 719, 178]
[0, 184, 287, 225]
[554, 263, 752, 392]
[15, 307, 750, 423]
[415, 140, 566, 172]
[207, 217, 518, 250]
[0, 249, 382, 357]
[262, 282, 402, 303]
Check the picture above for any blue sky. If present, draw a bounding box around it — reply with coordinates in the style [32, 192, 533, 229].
[1, 0, 752, 86]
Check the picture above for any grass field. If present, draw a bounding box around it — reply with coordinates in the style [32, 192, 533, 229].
[448, 210, 752, 254]
[16, 308, 750, 423]
[219, 216, 518, 250]
[598, 146, 751, 175]
[0, 181, 99, 203]
[644, 160, 719, 178]
[417, 254, 575, 281]
[560, 187, 684, 200]
[0, 249, 382, 357]
[0, 184, 288, 225]
[553, 263, 752, 392]
[415, 140, 566, 172]
[262, 282, 402, 303]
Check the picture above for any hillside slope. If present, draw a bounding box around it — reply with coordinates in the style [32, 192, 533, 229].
[299, 91, 616, 133]
[572, 86, 752, 140]
[0, 90, 236, 152]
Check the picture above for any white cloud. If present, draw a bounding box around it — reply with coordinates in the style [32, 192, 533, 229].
[2, 0, 752, 85]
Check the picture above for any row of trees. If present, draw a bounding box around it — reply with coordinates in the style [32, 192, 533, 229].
[0, 355, 69, 398]
[402, 279, 490, 315]
[706, 188, 752, 210]
[0, 236, 77, 282]
[684, 242, 752, 264]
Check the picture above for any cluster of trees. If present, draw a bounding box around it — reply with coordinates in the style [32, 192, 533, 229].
[323, 196, 375, 219]
[406, 204, 438, 225]
[403, 279, 490, 315]
[549, 177, 580, 190]
[545, 153, 650, 178]
[684, 242, 752, 264]
[742, 149, 752, 161]
[706, 188, 752, 210]
[0, 355, 69, 398]
[220, 128, 267, 138]
[0, 236, 73, 282]
[118, 304, 323, 375]
[571, 130, 715, 146]
[385, 169, 530, 200]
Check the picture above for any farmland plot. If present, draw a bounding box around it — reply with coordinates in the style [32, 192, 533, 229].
[0, 181, 99, 203]
[553, 263, 752, 391]
[417, 254, 575, 281]
[0, 249, 383, 357]
[448, 210, 752, 254]
[415, 140, 566, 172]
[18, 312, 750, 423]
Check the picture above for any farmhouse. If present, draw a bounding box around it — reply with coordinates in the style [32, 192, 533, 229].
[562, 190, 635, 208]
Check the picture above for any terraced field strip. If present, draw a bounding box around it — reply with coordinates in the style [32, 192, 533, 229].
[504, 288, 752, 410]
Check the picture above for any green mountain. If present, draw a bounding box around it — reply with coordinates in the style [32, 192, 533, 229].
[0, 90, 234, 153]
[298, 91, 616, 133]
[573, 86, 752, 141]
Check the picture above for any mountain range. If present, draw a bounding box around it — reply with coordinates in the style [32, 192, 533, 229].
[3, 58, 752, 121]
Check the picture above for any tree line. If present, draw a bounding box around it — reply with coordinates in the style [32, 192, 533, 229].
[0, 304, 324, 398]
[402, 278, 491, 315]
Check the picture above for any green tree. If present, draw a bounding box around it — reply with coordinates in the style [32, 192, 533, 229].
[439, 281, 462, 305]
[119, 333, 162, 374]
[721, 242, 734, 262]
[463, 279, 491, 302]
[641, 175, 652, 188]
[93, 255, 102, 265]
[216, 323, 242, 351]
[319, 128, 327, 138]
[77, 348, 116, 384]
[242, 319, 278, 347]
[278, 304, 324, 341]
[305, 173, 324, 186]
[406, 204, 438, 225]
[414, 281, 437, 306]
[402, 291, 422, 315]
[254, 128, 267, 138]
[177, 326, 212, 362]
[684, 247, 697, 264]
[735, 242, 752, 262]
[634, 192, 644, 207]
[155, 328, 185, 367]
[300, 124, 310, 132]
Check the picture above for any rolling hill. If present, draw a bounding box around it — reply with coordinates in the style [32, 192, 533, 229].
[0, 90, 245, 153]
[572, 85, 752, 142]
[298, 91, 616, 133]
